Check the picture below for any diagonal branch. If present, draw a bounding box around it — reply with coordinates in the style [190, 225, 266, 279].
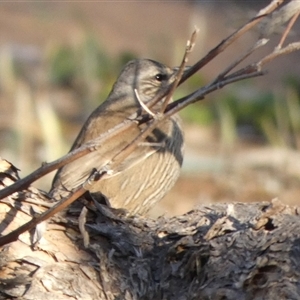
[180, 0, 285, 84]
[0, 169, 107, 246]
[160, 28, 198, 113]
[0, 118, 136, 201]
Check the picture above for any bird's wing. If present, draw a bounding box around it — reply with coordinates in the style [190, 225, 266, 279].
[107, 143, 160, 177]
[50, 145, 160, 201]
[50, 105, 175, 199]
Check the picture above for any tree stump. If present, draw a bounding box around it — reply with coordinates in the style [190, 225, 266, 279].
[1, 158, 300, 300]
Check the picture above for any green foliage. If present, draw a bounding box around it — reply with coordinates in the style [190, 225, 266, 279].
[210, 82, 300, 148]
[49, 46, 77, 87]
[47, 36, 140, 110]
[176, 72, 212, 125]
[218, 89, 275, 132]
[48, 36, 138, 87]
[180, 103, 214, 126]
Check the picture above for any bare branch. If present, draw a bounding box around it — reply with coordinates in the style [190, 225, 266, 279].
[180, 0, 285, 84]
[0, 169, 107, 246]
[259, 0, 300, 38]
[0, 118, 136, 200]
[165, 71, 265, 118]
[160, 28, 198, 113]
[210, 38, 269, 86]
[278, 10, 300, 47]
[258, 41, 300, 67]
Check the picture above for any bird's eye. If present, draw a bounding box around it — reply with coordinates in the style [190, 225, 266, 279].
[155, 73, 167, 82]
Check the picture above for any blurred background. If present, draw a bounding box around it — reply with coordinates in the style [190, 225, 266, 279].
[0, 0, 300, 217]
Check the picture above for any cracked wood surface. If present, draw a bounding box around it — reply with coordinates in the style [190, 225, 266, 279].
[1, 158, 300, 299]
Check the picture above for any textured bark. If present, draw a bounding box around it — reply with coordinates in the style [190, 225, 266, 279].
[1, 159, 300, 299]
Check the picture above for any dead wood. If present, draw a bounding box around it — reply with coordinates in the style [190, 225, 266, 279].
[1, 159, 300, 300]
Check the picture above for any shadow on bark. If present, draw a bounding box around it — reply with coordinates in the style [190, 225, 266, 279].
[1, 159, 300, 300]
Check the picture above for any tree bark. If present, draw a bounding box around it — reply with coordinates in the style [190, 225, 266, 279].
[1, 159, 300, 300]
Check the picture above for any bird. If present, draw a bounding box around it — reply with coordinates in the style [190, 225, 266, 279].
[49, 59, 184, 215]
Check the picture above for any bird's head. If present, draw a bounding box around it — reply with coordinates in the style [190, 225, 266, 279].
[109, 59, 178, 109]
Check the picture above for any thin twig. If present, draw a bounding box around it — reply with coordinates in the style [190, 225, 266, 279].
[146, 29, 197, 112]
[259, 41, 300, 67]
[0, 118, 136, 201]
[278, 10, 300, 48]
[180, 0, 284, 85]
[79, 206, 89, 248]
[0, 169, 107, 246]
[259, 0, 300, 39]
[210, 38, 269, 86]
[0, 186, 84, 246]
[160, 28, 198, 113]
[165, 71, 265, 118]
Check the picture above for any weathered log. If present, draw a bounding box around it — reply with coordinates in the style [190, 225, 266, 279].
[1, 159, 300, 300]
